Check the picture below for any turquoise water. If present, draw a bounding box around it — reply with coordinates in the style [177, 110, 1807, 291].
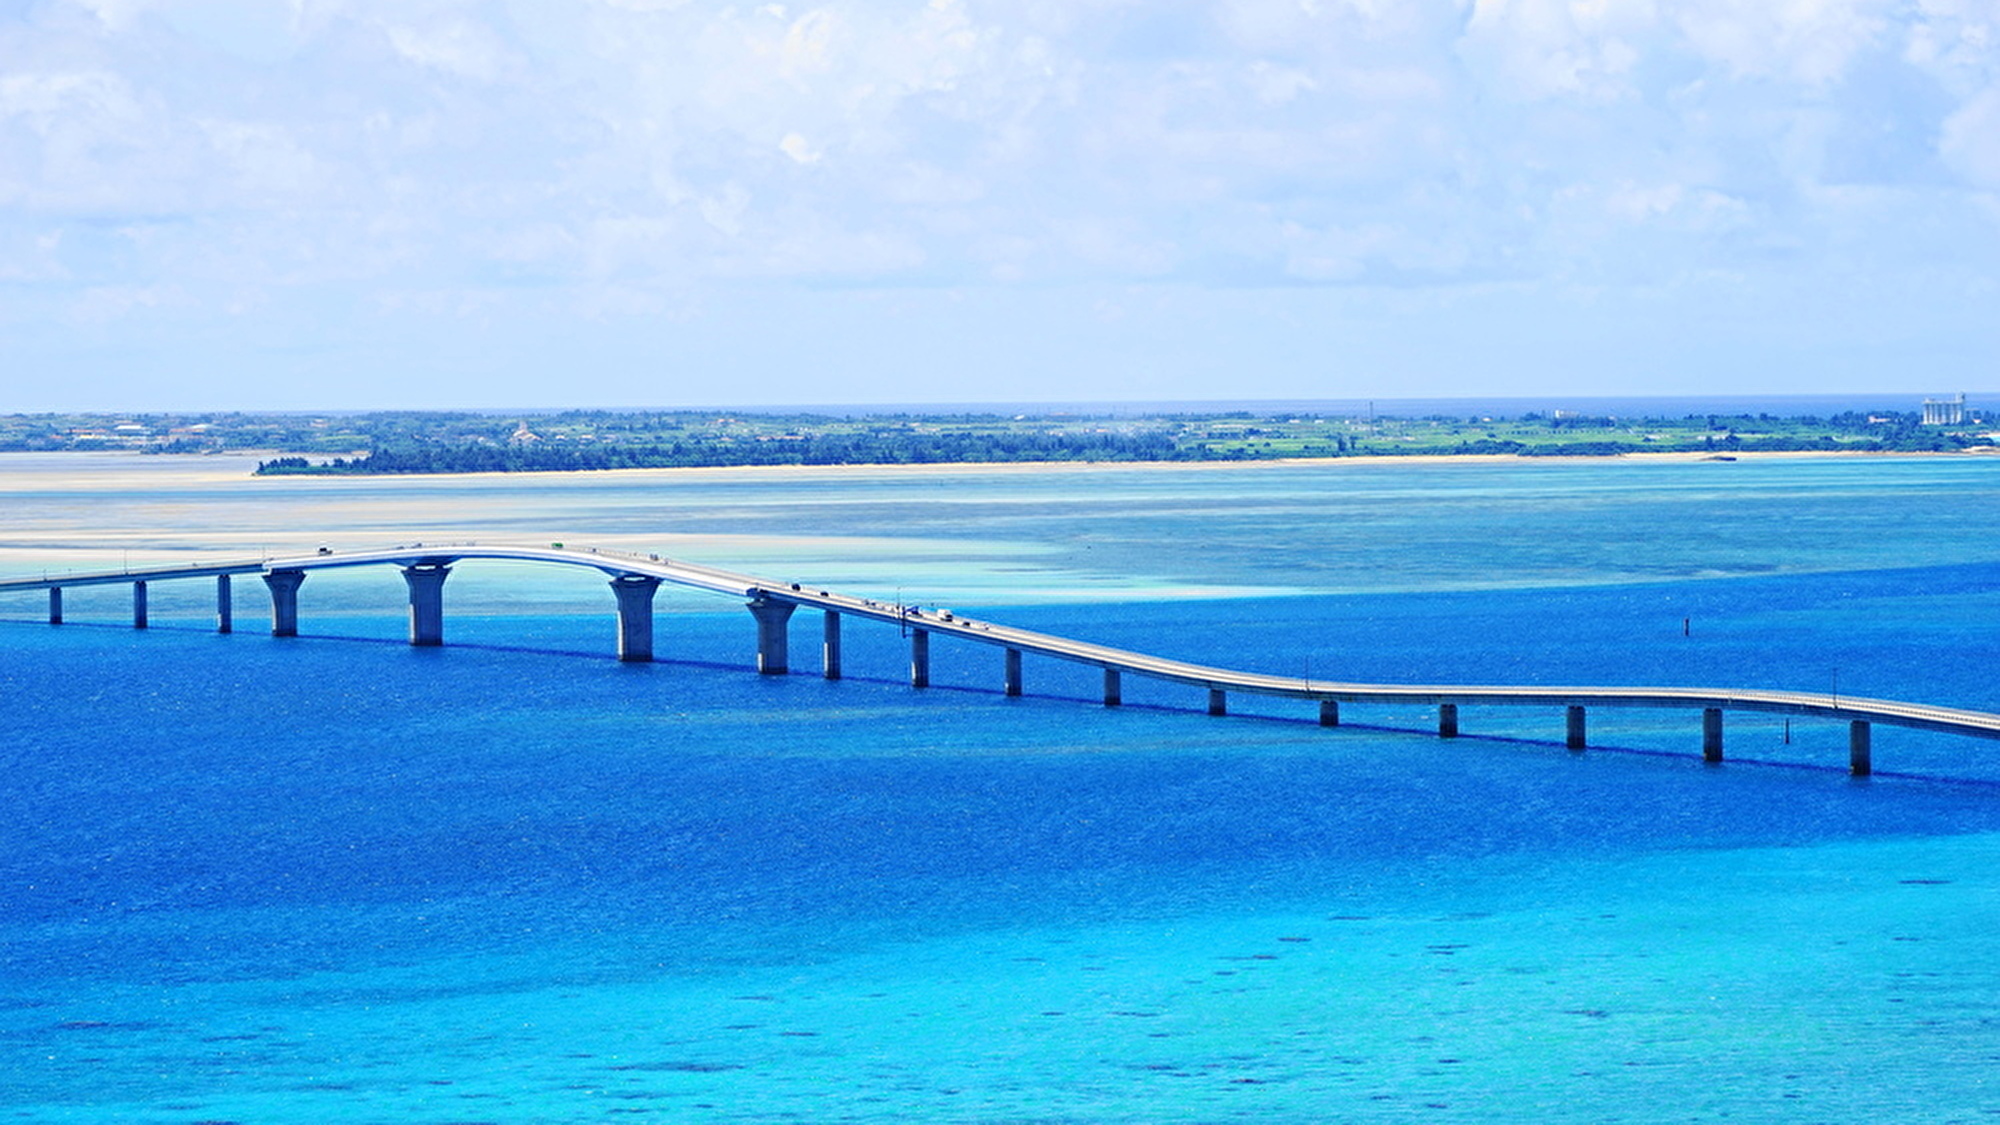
[5, 454, 2000, 1121]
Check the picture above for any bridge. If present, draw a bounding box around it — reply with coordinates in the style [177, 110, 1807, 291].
[7, 541, 2000, 777]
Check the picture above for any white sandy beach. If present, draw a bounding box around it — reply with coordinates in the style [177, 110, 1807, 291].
[3, 448, 1995, 606]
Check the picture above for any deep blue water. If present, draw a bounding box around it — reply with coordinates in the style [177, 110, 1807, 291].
[5, 456, 2000, 1121]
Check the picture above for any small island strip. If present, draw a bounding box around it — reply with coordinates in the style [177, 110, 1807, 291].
[0, 404, 1989, 473]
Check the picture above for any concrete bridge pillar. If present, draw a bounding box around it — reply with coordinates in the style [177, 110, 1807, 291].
[910, 628, 930, 688]
[1849, 720, 1872, 777]
[748, 597, 795, 675]
[1208, 687, 1227, 716]
[1103, 668, 1121, 707]
[1004, 648, 1023, 696]
[822, 611, 842, 680]
[1566, 705, 1587, 751]
[1439, 703, 1459, 738]
[402, 564, 451, 647]
[264, 569, 305, 636]
[48, 586, 61, 625]
[609, 574, 660, 662]
[132, 580, 147, 629]
[1319, 699, 1340, 727]
[216, 574, 233, 634]
[1702, 708, 1724, 762]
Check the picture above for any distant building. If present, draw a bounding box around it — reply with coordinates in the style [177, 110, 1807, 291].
[1923, 394, 1967, 426]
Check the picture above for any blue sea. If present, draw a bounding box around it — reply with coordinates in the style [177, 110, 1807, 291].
[4, 452, 2000, 1122]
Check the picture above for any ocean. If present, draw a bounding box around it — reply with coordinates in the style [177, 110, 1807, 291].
[3, 451, 2000, 1122]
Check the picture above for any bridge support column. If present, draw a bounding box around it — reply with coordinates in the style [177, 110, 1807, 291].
[1439, 703, 1459, 738]
[1004, 648, 1023, 697]
[1702, 708, 1724, 762]
[1103, 668, 1121, 707]
[822, 611, 842, 680]
[748, 598, 795, 675]
[216, 574, 233, 634]
[132, 580, 147, 629]
[1849, 720, 1872, 777]
[402, 564, 451, 647]
[910, 628, 930, 688]
[264, 569, 305, 636]
[1566, 705, 1587, 751]
[609, 575, 660, 662]
[1319, 699, 1340, 727]
[48, 586, 62, 625]
[1208, 688, 1227, 717]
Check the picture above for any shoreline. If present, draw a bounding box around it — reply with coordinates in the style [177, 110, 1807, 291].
[3, 446, 1993, 485]
[3, 447, 1997, 610]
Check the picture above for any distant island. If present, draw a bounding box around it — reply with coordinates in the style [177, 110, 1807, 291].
[0, 406, 1989, 475]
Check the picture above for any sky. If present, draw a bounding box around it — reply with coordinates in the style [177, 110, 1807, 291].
[2, 0, 1997, 411]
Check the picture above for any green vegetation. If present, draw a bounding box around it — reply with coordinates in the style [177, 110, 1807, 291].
[0, 412, 377, 455]
[0, 407, 1989, 475]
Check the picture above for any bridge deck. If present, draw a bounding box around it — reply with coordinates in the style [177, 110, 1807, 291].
[8, 543, 1999, 743]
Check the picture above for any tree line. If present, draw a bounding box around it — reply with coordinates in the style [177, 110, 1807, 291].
[256, 430, 1188, 474]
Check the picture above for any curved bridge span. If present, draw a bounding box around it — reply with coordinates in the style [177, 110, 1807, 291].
[8, 542, 2000, 776]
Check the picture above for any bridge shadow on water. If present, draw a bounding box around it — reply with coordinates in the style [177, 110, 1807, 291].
[745, 666, 2000, 792]
[10, 616, 2000, 793]
[300, 630, 766, 678]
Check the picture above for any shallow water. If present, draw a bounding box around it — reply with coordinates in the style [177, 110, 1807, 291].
[4, 454, 2000, 1121]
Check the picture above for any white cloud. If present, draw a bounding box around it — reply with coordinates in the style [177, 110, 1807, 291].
[5, 0, 2000, 408]
[199, 119, 321, 197]
[1281, 220, 1398, 282]
[0, 70, 145, 134]
[0, 69, 177, 212]
[1461, 0, 1651, 102]
[778, 131, 822, 164]
[1551, 179, 1753, 242]
[1245, 60, 1318, 105]
[379, 14, 516, 81]
[66, 282, 182, 323]
[62, 0, 157, 33]
[1906, 0, 2000, 94]
[1054, 216, 1177, 276]
[0, 227, 69, 281]
[697, 185, 751, 237]
[1671, 0, 1895, 88]
[1939, 86, 2000, 185]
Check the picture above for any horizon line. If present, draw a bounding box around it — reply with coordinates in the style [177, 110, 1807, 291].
[5, 391, 1989, 420]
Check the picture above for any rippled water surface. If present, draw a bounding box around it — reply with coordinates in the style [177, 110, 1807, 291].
[4, 453, 2000, 1122]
